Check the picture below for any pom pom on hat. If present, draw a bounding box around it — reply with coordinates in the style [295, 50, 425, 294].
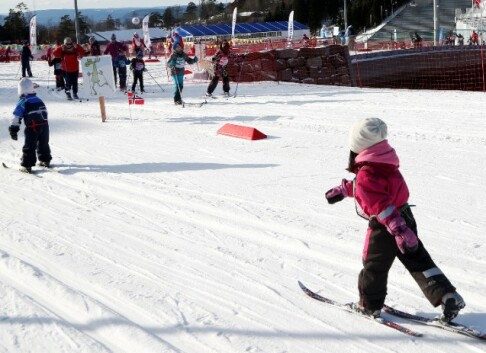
[18, 78, 35, 96]
[349, 118, 388, 153]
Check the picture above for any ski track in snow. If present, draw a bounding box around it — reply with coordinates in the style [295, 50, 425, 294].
[0, 61, 485, 352]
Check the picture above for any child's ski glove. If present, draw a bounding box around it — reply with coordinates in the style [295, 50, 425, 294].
[325, 179, 350, 204]
[385, 216, 419, 254]
[8, 125, 19, 140]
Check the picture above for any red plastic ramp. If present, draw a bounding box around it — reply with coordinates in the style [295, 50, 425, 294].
[217, 123, 267, 140]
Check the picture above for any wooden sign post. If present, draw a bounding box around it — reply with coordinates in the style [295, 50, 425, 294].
[99, 96, 106, 122]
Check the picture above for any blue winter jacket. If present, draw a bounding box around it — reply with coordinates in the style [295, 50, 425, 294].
[11, 94, 48, 128]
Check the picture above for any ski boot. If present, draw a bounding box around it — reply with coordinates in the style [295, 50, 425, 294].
[65, 90, 72, 100]
[19, 166, 32, 174]
[38, 161, 50, 168]
[440, 292, 465, 323]
[351, 303, 381, 318]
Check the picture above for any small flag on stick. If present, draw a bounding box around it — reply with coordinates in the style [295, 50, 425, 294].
[127, 92, 144, 105]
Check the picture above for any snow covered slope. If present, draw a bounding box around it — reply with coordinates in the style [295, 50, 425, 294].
[0, 60, 485, 352]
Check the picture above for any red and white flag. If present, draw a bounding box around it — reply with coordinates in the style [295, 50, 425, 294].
[127, 92, 144, 105]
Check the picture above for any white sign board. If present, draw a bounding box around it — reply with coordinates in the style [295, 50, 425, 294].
[80, 55, 116, 97]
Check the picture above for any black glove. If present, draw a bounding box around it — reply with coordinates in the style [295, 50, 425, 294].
[9, 125, 20, 140]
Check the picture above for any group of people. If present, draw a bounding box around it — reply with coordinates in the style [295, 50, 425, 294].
[7, 34, 242, 172]
[167, 38, 241, 104]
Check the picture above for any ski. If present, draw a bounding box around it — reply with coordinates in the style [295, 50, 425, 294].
[298, 281, 422, 337]
[181, 100, 207, 108]
[37, 164, 60, 173]
[2, 162, 42, 178]
[383, 305, 486, 340]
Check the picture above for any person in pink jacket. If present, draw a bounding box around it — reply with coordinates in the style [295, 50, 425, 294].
[325, 118, 465, 323]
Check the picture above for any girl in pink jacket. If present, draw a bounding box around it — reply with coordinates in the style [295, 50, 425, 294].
[325, 118, 464, 323]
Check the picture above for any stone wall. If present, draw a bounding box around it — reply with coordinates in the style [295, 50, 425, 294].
[226, 45, 352, 86]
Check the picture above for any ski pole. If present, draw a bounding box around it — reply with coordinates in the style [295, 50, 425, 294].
[163, 51, 171, 82]
[146, 69, 165, 92]
[47, 66, 51, 90]
[15, 61, 22, 79]
[233, 49, 249, 98]
[126, 68, 132, 92]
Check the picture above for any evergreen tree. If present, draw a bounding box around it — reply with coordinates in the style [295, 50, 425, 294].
[105, 15, 116, 31]
[57, 14, 75, 41]
[162, 7, 176, 28]
[184, 2, 198, 22]
[149, 12, 164, 27]
[2, 2, 29, 43]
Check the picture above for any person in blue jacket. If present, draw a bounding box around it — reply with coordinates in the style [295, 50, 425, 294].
[167, 43, 198, 104]
[8, 78, 52, 173]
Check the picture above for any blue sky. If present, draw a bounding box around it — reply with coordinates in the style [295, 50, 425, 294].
[0, 1, 188, 14]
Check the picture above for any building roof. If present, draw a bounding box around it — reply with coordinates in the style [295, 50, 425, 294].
[174, 21, 309, 37]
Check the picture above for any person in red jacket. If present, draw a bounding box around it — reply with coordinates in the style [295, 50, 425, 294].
[104, 33, 128, 87]
[131, 32, 147, 56]
[53, 37, 84, 100]
[325, 118, 465, 323]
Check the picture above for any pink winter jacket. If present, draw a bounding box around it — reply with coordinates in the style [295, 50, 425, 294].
[344, 140, 409, 222]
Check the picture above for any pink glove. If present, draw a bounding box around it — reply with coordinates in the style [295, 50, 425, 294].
[325, 179, 350, 204]
[386, 216, 418, 254]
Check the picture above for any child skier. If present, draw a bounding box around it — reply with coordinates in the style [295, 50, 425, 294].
[50, 41, 65, 91]
[168, 43, 198, 105]
[116, 49, 131, 92]
[8, 78, 52, 173]
[325, 118, 465, 323]
[206, 40, 236, 98]
[130, 51, 146, 93]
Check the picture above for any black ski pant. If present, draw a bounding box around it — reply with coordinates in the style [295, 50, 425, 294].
[207, 74, 230, 94]
[131, 71, 144, 92]
[112, 63, 118, 86]
[358, 207, 456, 311]
[119, 67, 127, 89]
[54, 69, 65, 89]
[64, 71, 79, 94]
[22, 60, 32, 77]
[21, 124, 52, 168]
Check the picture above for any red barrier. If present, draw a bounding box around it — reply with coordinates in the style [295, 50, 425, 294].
[217, 123, 267, 140]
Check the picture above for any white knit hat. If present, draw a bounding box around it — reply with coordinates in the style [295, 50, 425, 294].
[18, 78, 35, 96]
[349, 118, 388, 153]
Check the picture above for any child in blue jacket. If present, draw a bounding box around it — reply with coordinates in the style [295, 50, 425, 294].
[8, 78, 52, 173]
[116, 49, 131, 92]
[167, 43, 198, 104]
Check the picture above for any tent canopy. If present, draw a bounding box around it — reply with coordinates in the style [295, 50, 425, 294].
[174, 21, 309, 38]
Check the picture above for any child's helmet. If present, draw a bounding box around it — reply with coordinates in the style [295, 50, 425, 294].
[18, 77, 35, 96]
